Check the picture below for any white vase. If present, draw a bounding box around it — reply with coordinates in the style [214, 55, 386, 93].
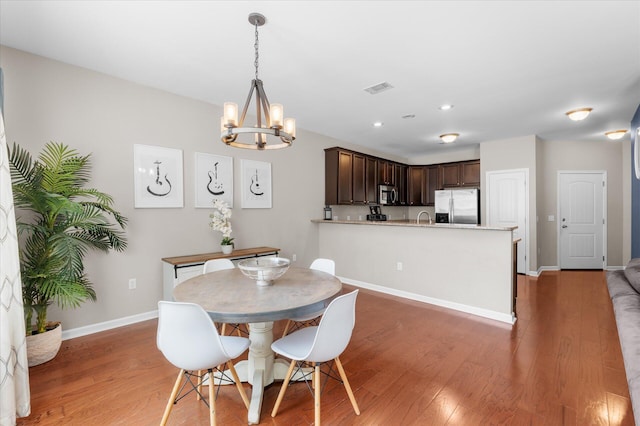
[221, 244, 233, 254]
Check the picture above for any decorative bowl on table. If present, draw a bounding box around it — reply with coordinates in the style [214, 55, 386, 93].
[237, 257, 291, 286]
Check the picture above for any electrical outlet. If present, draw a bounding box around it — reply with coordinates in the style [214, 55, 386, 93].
[292, 254, 297, 262]
[396, 262, 403, 271]
[347, 215, 351, 220]
[128, 278, 136, 290]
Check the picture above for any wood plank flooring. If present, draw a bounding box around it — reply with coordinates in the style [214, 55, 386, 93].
[17, 270, 634, 425]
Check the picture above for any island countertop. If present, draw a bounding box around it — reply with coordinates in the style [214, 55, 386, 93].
[311, 219, 516, 232]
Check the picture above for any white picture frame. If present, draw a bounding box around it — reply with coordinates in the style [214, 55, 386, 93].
[194, 153, 234, 208]
[241, 159, 272, 209]
[133, 144, 184, 208]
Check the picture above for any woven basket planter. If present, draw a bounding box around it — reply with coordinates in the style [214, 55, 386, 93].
[26, 322, 62, 367]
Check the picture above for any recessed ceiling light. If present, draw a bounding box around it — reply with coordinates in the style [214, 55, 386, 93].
[373, 121, 384, 128]
[439, 133, 459, 143]
[565, 107, 592, 121]
[439, 104, 454, 111]
[401, 114, 416, 119]
[605, 129, 627, 140]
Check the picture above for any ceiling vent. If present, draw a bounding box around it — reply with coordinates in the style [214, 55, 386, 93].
[364, 81, 394, 95]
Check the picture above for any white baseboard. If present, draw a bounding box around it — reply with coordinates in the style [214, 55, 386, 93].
[606, 265, 625, 271]
[537, 266, 560, 275]
[61, 310, 158, 341]
[527, 270, 541, 277]
[339, 276, 515, 325]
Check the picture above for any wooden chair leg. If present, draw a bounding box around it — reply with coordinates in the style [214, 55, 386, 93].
[335, 357, 360, 415]
[220, 323, 227, 336]
[281, 320, 292, 338]
[227, 360, 250, 409]
[235, 324, 242, 337]
[271, 359, 296, 417]
[314, 363, 321, 426]
[197, 370, 203, 400]
[208, 370, 216, 426]
[161, 369, 184, 426]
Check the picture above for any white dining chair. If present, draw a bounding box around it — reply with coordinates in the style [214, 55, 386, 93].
[202, 258, 247, 337]
[271, 289, 360, 425]
[157, 301, 250, 426]
[280, 258, 335, 338]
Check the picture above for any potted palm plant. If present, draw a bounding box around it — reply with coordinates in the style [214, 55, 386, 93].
[9, 141, 127, 366]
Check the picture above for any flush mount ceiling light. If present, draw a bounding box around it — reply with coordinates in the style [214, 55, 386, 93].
[373, 121, 384, 127]
[565, 107, 593, 121]
[439, 104, 454, 111]
[605, 129, 627, 140]
[221, 13, 295, 150]
[440, 133, 459, 143]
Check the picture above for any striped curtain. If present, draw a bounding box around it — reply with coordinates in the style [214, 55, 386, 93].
[0, 68, 31, 424]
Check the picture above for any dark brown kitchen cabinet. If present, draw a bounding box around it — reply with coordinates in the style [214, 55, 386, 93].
[408, 166, 425, 206]
[352, 153, 366, 204]
[378, 160, 394, 186]
[438, 160, 480, 189]
[439, 163, 461, 188]
[365, 156, 378, 204]
[425, 165, 439, 205]
[325, 148, 378, 205]
[461, 160, 480, 187]
[394, 164, 408, 205]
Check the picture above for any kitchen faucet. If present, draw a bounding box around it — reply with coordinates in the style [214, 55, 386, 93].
[417, 210, 432, 224]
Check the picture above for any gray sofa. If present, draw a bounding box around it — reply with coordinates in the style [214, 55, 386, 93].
[607, 258, 640, 422]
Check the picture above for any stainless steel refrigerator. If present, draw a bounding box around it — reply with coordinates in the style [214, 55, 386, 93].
[434, 188, 480, 224]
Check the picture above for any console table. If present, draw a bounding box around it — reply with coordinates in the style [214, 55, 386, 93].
[161, 246, 280, 300]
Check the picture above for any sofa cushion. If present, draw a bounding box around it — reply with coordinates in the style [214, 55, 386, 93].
[608, 270, 640, 299]
[625, 258, 640, 294]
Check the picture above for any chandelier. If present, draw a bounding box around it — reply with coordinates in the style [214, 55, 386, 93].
[221, 13, 295, 150]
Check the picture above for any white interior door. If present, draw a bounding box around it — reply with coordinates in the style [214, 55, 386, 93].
[487, 169, 528, 274]
[558, 172, 606, 269]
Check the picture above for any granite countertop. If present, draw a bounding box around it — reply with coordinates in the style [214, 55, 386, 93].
[311, 219, 517, 232]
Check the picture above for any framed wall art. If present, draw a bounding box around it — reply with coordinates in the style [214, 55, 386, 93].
[194, 153, 234, 208]
[133, 144, 184, 208]
[241, 159, 272, 209]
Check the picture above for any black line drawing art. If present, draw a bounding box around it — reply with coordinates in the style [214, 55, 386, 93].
[207, 162, 225, 196]
[249, 168, 264, 196]
[146, 160, 172, 197]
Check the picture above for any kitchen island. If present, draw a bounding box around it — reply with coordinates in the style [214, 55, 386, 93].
[312, 219, 517, 324]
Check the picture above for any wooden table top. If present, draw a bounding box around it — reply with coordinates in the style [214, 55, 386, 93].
[161, 246, 280, 266]
[172, 267, 342, 323]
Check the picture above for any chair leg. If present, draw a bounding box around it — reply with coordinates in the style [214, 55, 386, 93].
[227, 360, 250, 409]
[271, 359, 296, 417]
[281, 320, 292, 338]
[220, 323, 227, 336]
[161, 369, 184, 426]
[335, 356, 360, 415]
[314, 363, 321, 426]
[235, 324, 242, 337]
[208, 370, 216, 426]
[197, 370, 203, 400]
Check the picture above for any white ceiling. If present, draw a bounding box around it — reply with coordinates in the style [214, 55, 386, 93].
[1, 1, 639, 159]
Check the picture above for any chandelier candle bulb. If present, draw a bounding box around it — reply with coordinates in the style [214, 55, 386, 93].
[224, 102, 238, 126]
[284, 118, 296, 137]
[270, 103, 284, 128]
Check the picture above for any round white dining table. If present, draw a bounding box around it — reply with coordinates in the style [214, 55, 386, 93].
[173, 266, 342, 424]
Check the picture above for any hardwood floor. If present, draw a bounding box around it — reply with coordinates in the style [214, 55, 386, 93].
[18, 271, 634, 425]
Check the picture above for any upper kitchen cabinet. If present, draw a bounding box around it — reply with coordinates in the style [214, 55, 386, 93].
[395, 164, 408, 205]
[438, 160, 480, 189]
[408, 165, 438, 206]
[460, 160, 480, 187]
[408, 166, 425, 206]
[365, 156, 378, 204]
[378, 160, 394, 186]
[325, 148, 377, 205]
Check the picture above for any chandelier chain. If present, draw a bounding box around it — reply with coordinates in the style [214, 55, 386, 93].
[254, 21, 259, 80]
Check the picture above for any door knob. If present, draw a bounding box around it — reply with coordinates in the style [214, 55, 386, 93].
[562, 225, 568, 228]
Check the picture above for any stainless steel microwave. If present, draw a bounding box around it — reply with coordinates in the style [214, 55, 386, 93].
[378, 185, 397, 205]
